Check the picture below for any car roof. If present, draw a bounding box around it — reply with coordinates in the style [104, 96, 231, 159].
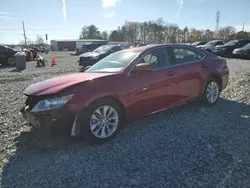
[123, 43, 199, 53]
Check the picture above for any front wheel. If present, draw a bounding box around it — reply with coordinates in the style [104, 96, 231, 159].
[202, 79, 220, 106]
[81, 98, 123, 143]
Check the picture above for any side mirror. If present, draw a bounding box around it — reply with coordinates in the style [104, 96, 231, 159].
[133, 63, 152, 74]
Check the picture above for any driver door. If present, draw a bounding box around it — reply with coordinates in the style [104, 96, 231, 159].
[125, 48, 178, 119]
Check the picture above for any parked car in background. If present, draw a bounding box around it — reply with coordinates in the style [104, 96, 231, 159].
[196, 40, 224, 52]
[190, 41, 208, 46]
[0, 45, 19, 66]
[23, 48, 38, 61]
[72, 43, 103, 56]
[136, 44, 147, 47]
[232, 42, 250, 59]
[213, 39, 250, 57]
[22, 44, 229, 143]
[79, 45, 123, 68]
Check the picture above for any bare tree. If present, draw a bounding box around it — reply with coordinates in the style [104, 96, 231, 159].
[35, 35, 45, 45]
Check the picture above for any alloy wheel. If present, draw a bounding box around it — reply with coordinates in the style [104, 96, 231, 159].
[8, 57, 15, 66]
[206, 81, 219, 103]
[89, 105, 119, 138]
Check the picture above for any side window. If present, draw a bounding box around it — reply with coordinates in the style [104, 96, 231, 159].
[172, 47, 203, 64]
[140, 49, 170, 69]
[238, 40, 250, 46]
[217, 41, 224, 45]
[0, 46, 6, 53]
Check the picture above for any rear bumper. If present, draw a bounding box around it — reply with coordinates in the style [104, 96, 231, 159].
[221, 68, 229, 91]
[232, 51, 249, 58]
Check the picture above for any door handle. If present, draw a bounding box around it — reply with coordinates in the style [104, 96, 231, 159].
[167, 70, 175, 76]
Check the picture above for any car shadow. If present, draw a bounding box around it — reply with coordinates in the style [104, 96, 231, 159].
[1, 98, 250, 187]
[9, 68, 25, 72]
[0, 65, 14, 69]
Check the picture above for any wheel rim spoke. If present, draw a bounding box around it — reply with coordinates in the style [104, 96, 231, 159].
[206, 81, 219, 103]
[90, 105, 119, 139]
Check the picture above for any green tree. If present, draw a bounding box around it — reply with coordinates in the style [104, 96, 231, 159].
[101, 31, 108, 40]
[236, 31, 249, 39]
[79, 25, 102, 39]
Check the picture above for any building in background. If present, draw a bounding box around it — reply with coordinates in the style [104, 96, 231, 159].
[50, 39, 108, 51]
[50, 39, 130, 51]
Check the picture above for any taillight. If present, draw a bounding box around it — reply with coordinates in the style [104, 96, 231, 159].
[222, 59, 227, 65]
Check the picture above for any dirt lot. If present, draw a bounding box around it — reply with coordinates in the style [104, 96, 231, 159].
[0, 52, 250, 188]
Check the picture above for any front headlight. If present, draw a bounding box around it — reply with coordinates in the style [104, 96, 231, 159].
[31, 94, 74, 112]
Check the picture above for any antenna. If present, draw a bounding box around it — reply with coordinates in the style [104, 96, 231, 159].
[242, 23, 245, 32]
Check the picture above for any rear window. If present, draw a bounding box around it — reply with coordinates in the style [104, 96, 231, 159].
[172, 47, 205, 64]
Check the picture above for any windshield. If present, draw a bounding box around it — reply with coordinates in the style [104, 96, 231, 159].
[225, 40, 238, 46]
[85, 50, 139, 73]
[205, 41, 216, 45]
[191, 42, 200, 45]
[93, 45, 113, 53]
[243, 43, 250, 48]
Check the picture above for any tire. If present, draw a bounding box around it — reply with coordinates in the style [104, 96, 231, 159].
[7, 57, 16, 66]
[80, 98, 123, 143]
[202, 78, 221, 106]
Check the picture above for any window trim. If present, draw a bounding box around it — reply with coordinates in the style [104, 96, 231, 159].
[127, 45, 206, 76]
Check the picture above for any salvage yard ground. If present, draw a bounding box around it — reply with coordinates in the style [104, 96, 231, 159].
[0, 52, 250, 188]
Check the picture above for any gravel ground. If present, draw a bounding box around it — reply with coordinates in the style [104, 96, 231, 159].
[0, 53, 250, 188]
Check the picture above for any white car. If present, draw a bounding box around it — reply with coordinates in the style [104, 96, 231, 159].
[196, 40, 224, 52]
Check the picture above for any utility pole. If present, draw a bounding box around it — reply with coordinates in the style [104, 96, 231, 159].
[22, 21, 27, 45]
[242, 23, 245, 32]
[215, 11, 220, 39]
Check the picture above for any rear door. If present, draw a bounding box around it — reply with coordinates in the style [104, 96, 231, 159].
[165, 46, 206, 103]
[125, 47, 178, 119]
[0, 46, 7, 63]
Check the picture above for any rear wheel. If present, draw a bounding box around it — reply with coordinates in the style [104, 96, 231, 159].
[81, 98, 123, 143]
[7, 57, 16, 66]
[202, 79, 220, 106]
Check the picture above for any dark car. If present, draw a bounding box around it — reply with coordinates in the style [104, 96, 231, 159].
[79, 45, 123, 67]
[71, 43, 103, 56]
[0, 45, 19, 66]
[213, 39, 250, 57]
[22, 44, 229, 143]
[190, 41, 208, 46]
[232, 42, 250, 59]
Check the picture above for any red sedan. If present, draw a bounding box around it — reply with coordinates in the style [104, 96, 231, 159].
[22, 44, 229, 143]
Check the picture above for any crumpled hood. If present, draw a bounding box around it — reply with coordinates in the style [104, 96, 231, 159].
[23, 72, 114, 96]
[79, 51, 105, 57]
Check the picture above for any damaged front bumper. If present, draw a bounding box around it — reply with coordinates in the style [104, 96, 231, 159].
[20, 106, 82, 138]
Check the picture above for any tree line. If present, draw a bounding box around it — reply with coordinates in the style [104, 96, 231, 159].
[79, 18, 250, 44]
